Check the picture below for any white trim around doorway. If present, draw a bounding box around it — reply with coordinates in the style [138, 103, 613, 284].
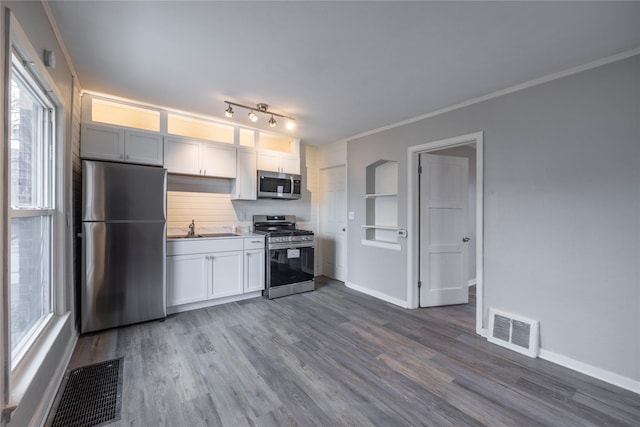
[406, 131, 484, 335]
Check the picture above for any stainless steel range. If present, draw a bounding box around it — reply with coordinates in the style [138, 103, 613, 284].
[253, 215, 315, 299]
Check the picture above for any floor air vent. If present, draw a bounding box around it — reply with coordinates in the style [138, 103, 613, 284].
[47, 358, 123, 427]
[488, 309, 539, 358]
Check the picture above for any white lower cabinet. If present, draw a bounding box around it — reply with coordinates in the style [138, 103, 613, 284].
[244, 248, 265, 292]
[209, 251, 244, 299]
[167, 254, 208, 306]
[167, 236, 265, 312]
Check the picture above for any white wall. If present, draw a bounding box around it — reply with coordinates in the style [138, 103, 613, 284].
[319, 139, 347, 169]
[346, 55, 640, 385]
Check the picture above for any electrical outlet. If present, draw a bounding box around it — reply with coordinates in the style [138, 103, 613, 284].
[348, 211, 355, 220]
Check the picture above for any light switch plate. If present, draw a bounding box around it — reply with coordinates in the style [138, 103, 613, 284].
[348, 211, 355, 220]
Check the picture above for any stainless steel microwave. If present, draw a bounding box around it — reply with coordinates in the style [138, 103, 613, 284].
[258, 170, 302, 199]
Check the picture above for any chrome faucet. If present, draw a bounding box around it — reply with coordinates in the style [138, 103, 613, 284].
[187, 220, 196, 237]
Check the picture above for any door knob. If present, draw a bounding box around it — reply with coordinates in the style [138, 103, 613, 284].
[342, 228, 346, 232]
[462, 236, 470, 242]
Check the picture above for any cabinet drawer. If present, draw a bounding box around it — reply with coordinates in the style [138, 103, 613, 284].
[168, 238, 243, 256]
[244, 237, 265, 250]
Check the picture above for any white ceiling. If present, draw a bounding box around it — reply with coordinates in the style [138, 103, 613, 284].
[48, 1, 640, 146]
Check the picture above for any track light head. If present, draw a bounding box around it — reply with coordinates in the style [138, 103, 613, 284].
[224, 104, 234, 118]
[268, 115, 277, 127]
[248, 110, 258, 122]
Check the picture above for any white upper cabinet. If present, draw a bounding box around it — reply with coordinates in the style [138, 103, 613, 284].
[256, 132, 300, 174]
[257, 151, 300, 174]
[202, 142, 236, 178]
[81, 123, 163, 166]
[125, 129, 164, 165]
[164, 136, 236, 178]
[81, 93, 301, 178]
[163, 137, 200, 174]
[231, 147, 257, 200]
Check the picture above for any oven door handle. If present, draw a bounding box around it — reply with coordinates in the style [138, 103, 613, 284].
[268, 242, 314, 250]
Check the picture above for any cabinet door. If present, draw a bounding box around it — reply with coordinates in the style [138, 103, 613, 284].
[231, 148, 257, 200]
[125, 130, 164, 165]
[209, 251, 244, 299]
[167, 254, 208, 306]
[202, 142, 236, 178]
[81, 123, 125, 161]
[257, 151, 280, 172]
[164, 137, 201, 175]
[279, 154, 300, 175]
[244, 248, 265, 292]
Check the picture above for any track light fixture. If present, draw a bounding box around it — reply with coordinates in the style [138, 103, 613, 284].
[224, 100, 296, 130]
[224, 103, 234, 118]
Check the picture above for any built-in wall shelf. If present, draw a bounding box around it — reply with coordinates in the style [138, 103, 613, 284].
[363, 160, 400, 248]
[361, 225, 400, 230]
[361, 239, 402, 251]
[365, 193, 397, 198]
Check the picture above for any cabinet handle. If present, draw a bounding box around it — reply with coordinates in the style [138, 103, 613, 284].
[250, 240, 262, 244]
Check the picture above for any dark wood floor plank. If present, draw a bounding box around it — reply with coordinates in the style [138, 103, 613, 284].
[62, 278, 639, 427]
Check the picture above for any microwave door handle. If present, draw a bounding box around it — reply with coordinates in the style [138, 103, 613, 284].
[290, 176, 294, 196]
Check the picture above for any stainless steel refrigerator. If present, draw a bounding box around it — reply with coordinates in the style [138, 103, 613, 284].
[81, 160, 167, 333]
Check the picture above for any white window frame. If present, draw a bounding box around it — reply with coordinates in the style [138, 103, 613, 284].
[8, 52, 57, 368]
[2, 9, 70, 414]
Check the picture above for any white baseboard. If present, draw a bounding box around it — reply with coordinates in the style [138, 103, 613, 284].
[468, 278, 477, 287]
[345, 282, 408, 308]
[538, 349, 640, 394]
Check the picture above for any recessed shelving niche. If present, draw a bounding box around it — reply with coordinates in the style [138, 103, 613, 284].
[363, 160, 400, 250]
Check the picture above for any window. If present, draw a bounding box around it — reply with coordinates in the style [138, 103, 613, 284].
[9, 53, 56, 365]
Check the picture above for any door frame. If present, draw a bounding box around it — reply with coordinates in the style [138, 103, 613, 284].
[406, 132, 484, 335]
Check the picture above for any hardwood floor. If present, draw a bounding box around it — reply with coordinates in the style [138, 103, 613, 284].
[65, 277, 639, 426]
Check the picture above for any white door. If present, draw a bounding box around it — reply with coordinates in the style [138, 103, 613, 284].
[320, 166, 347, 281]
[419, 154, 469, 307]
